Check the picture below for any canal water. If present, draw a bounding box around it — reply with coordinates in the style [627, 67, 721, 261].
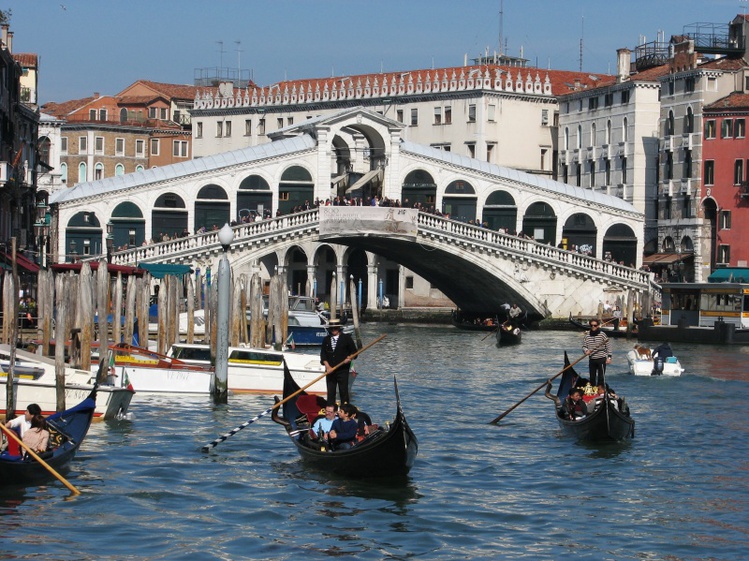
[2, 325, 748, 560]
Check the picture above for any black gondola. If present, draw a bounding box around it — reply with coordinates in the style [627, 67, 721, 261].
[553, 352, 635, 442]
[568, 313, 627, 338]
[271, 364, 417, 478]
[0, 391, 96, 485]
[496, 321, 522, 345]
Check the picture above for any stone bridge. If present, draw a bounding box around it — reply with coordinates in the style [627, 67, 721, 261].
[111, 207, 656, 319]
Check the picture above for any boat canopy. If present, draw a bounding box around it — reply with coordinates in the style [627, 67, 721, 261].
[137, 263, 193, 279]
[708, 268, 749, 283]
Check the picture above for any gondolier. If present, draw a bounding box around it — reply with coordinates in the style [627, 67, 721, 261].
[320, 319, 358, 405]
[582, 320, 612, 387]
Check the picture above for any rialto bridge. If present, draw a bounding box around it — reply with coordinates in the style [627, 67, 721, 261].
[49, 107, 653, 318]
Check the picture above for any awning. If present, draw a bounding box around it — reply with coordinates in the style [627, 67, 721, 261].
[345, 168, 383, 194]
[137, 263, 193, 279]
[642, 253, 691, 266]
[50, 262, 145, 276]
[708, 268, 749, 283]
[1, 252, 40, 273]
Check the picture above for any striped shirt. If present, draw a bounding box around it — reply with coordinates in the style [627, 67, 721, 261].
[582, 330, 612, 360]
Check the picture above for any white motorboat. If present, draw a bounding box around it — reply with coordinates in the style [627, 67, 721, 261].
[0, 345, 134, 420]
[111, 342, 330, 395]
[626, 344, 684, 377]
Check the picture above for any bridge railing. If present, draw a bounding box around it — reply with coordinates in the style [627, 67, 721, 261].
[112, 210, 320, 265]
[417, 213, 651, 289]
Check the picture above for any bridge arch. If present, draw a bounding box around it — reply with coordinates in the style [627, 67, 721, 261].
[522, 201, 557, 244]
[278, 165, 314, 213]
[153, 193, 188, 240]
[195, 184, 230, 232]
[603, 223, 638, 266]
[562, 212, 597, 254]
[66, 211, 102, 262]
[442, 179, 477, 222]
[238, 174, 272, 220]
[401, 169, 436, 209]
[111, 201, 145, 249]
[482, 190, 518, 232]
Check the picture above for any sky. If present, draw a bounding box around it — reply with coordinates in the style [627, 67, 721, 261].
[5, 0, 748, 105]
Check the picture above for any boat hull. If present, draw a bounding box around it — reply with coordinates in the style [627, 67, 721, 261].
[626, 350, 684, 376]
[556, 400, 635, 442]
[497, 325, 521, 345]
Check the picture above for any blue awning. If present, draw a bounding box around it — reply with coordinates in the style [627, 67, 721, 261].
[137, 263, 193, 279]
[708, 268, 749, 283]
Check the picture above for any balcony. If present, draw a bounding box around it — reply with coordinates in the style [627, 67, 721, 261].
[683, 21, 745, 56]
[663, 136, 675, 152]
[618, 141, 628, 157]
[680, 178, 692, 194]
[682, 133, 693, 150]
[739, 181, 749, 198]
[587, 146, 596, 160]
[601, 144, 612, 159]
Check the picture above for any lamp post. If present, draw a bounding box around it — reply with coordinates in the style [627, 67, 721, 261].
[106, 220, 114, 264]
[70, 240, 77, 263]
[34, 199, 49, 269]
[213, 223, 234, 404]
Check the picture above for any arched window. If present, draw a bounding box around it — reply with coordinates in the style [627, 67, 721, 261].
[78, 162, 87, 184]
[94, 162, 104, 180]
[606, 120, 612, 144]
[115, 164, 125, 176]
[577, 125, 582, 149]
[623, 117, 629, 142]
[590, 123, 596, 147]
[38, 136, 51, 166]
[60, 162, 68, 184]
[564, 127, 569, 150]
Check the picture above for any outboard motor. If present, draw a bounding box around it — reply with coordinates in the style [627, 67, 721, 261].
[652, 357, 664, 375]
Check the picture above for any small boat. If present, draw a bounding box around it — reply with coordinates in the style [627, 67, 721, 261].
[626, 344, 684, 377]
[451, 310, 499, 332]
[496, 321, 522, 345]
[119, 342, 335, 395]
[552, 351, 635, 442]
[0, 391, 96, 485]
[0, 346, 134, 420]
[568, 313, 628, 338]
[271, 364, 417, 478]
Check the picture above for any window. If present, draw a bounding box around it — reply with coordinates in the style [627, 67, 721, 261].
[149, 107, 157, 119]
[60, 162, 67, 183]
[736, 119, 746, 138]
[225, 121, 232, 137]
[135, 139, 145, 157]
[664, 195, 672, 219]
[115, 138, 125, 156]
[606, 120, 612, 144]
[705, 119, 716, 139]
[604, 92, 613, 107]
[405, 276, 414, 289]
[468, 104, 476, 122]
[160, 108, 167, 120]
[721, 119, 733, 138]
[590, 161, 596, 188]
[78, 162, 87, 183]
[588, 96, 599, 110]
[196, 122, 203, 138]
[173, 140, 188, 157]
[684, 149, 692, 179]
[621, 156, 628, 184]
[61, 137, 68, 154]
[89, 109, 96, 120]
[396, 110, 404, 123]
[98, 109, 106, 121]
[735, 160, 744, 185]
[668, 80, 675, 96]
[115, 163, 124, 176]
[683, 195, 692, 218]
[704, 160, 715, 185]
[488, 104, 495, 122]
[486, 143, 495, 163]
[410, 108, 418, 126]
[245, 119, 252, 136]
[720, 210, 732, 230]
[277, 117, 284, 129]
[258, 118, 266, 135]
[95, 136, 104, 154]
[94, 162, 103, 180]
[577, 125, 582, 149]
[666, 111, 674, 136]
[216, 122, 223, 138]
[541, 148, 547, 171]
[150, 138, 160, 156]
[623, 117, 628, 142]
[718, 244, 730, 264]
[467, 143, 476, 158]
[621, 90, 629, 104]
[444, 106, 452, 124]
[685, 76, 695, 93]
[79, 136, 87, 153]
[541, 109, 548, 125]
[605, 159, 611, 185]
[685, 107, 694, 133]
[279, 191, 290, 201]
[434, 107, 442, 125]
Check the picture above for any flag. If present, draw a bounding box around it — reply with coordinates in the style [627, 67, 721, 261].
[286, 332, 296, 350]
[122, 367, 134, 391]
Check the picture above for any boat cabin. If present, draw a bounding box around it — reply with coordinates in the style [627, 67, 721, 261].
[660, 282, 749, 331]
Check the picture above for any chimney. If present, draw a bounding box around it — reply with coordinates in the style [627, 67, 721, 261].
[616, 48, 631, 82]
[7, 30, 12, 53]
[1, 24, 8, 50]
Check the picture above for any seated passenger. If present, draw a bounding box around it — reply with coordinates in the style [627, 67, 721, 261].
[328, 403, 358, 450]
[310, 403, 338, 440]
[561, 388, 587, 420]
[22, 412, 50, 454]
[351, 408, 377, 441]
[3, 403, 42, 439]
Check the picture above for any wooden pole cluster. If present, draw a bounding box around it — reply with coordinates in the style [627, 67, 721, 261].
[349, 275, 363, 349]
[249, 273, 264, 348]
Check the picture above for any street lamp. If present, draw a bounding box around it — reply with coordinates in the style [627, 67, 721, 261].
[70, 240, 77, 263]
[213, 222, 234, 404]
[106, 220, 114, 264]
[34, 198, 50, 268]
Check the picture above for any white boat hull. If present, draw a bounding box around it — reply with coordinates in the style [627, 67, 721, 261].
[626, 349, 684, 377]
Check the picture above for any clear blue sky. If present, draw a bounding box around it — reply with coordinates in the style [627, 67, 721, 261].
[5, 0, 746, 105]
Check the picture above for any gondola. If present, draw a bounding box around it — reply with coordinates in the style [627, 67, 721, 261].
[271, 365, 417, 478]
[0, 390, 97, 485]
[496, 320, 522, 345]
[552, 352, 635, 442]
[568, 313, 628, 338]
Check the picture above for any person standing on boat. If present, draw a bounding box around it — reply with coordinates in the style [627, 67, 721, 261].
[320, 319, 357, 405]
[583, 320, 612, 387]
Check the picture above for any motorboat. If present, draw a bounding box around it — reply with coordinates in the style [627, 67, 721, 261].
[626, 344, 684, 377]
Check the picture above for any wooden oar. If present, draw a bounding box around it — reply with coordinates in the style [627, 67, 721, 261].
[0, 423, 81, 495]
[481, 326, 499, 341]
[488, 351, 590, 425]
[200, 333, 386, 452]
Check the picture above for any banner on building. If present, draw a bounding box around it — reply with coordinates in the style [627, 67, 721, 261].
[319, 206, 418, 239]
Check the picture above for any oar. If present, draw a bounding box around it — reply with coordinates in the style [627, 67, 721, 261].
[481, 326, 499, 341]
[200, 333, 386, 452]
[0, 423, 81, 495]
[488, 350, 593, 425]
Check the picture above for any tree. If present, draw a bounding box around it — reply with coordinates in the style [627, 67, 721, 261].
[0, 10, 11, 25]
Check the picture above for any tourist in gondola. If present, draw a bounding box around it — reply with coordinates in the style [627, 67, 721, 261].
[320, 318, 358, 406]
[561, 388, 587, 421]
[328, 403, 359, 450]
[310, 403, 338, 440]
[582, 320, 612, 387]
[22, 413, 50, 454]
[2, 403, 42, 440]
